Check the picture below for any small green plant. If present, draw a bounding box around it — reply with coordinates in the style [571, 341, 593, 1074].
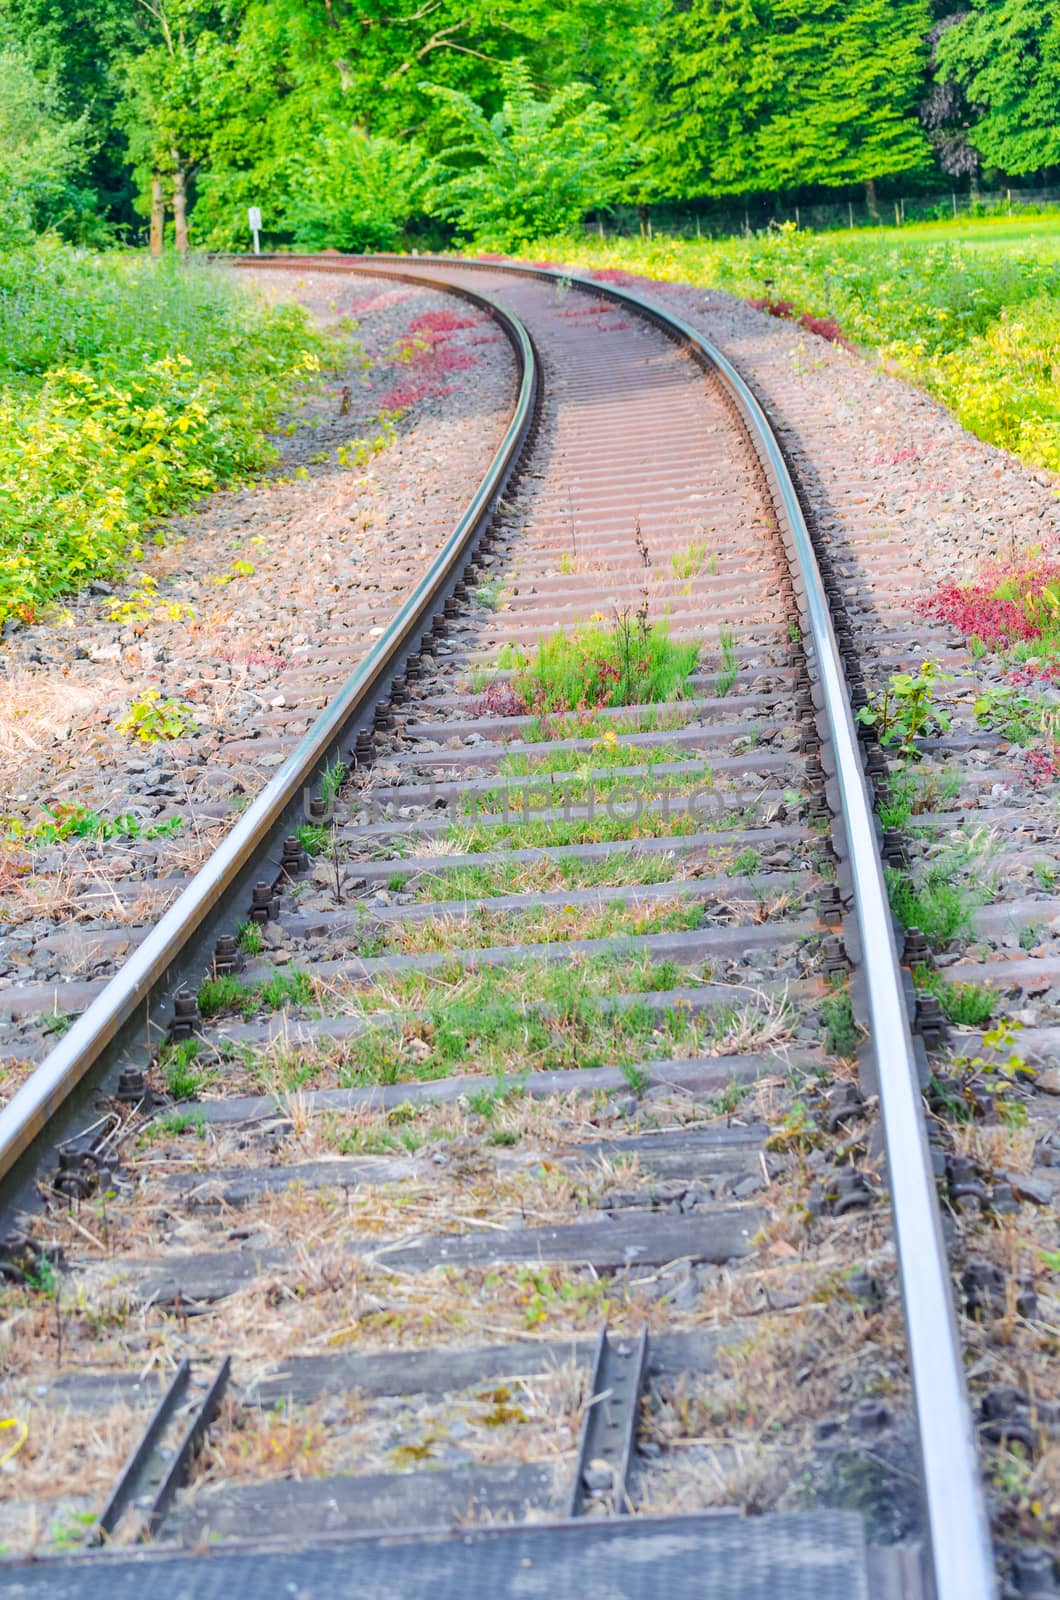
[715, 625, 739, 696]
[106, 574, 195, 626]
[337, 411, 398, 466]
[620, 1061, 650, 1095]
[821, 983, 860, 1058]
[500, 616, 698, 713]
[297, 822, 333, 857]
[973, 686, 1043, 745]
[856, 662, 951, 759]
[765, 1099, 824, 1154]
[143, 1109, 206, 1140]
[320, 757, 346, 811]
[671, 539, 708, 580]
[2, 805, 181, 847]
[159, 1037, 207, 1099]
[23, 1249, 59, 1296]
[115, 691, 197, 743]
[236, 920, 264, 956]
[886, 834, 995, 948]
[51, 1512, 99, 1550]
[725, 846, 761, 877]
[41, 1011, 75, 1037]
[474, 577, 504, 609]
[213, 558, 256, 586]
[1034, 861, 1059, 891]
[915, 969, 995, 1027]
[198, 968, 312, 1020]
[943, 1020, 1034, 1124]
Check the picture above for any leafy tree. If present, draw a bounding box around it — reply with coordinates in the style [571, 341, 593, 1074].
[935, 0, 1060, 176]
[284, 126, 432, 250]
[0, 42, 92, 245]
[426, 59, 626, 248]
[640, 0, 931, 202]
[0, 0, 140, 223]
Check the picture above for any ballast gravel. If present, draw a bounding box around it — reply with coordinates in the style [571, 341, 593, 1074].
[0, 268, 517, 1090]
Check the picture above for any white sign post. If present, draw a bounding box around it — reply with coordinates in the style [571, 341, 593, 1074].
[247, 206, 262, 255]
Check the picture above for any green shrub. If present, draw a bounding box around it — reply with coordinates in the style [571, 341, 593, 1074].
[0, 245, 320, 627]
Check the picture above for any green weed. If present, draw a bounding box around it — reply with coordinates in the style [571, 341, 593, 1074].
[914, 969, 995, 1027]
[821, 984, 860, 1058]
[197, 969, 312, 1020]
[497, 617, 697, 713]
[715, 625, 739, 696]
[158, 1037, 207, 1100]
[115, 692, 196, 744]
[856, 662, 951, 759]
[1, 805, 183, 846]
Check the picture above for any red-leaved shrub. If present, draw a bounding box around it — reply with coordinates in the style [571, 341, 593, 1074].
[463, 682, 529, 718]
[917, 561, 1060, 649]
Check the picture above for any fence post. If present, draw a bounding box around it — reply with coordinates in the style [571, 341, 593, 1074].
[848, 201, 854, 229]
[900, 196, 906, 223]
[952, 192, 957, 217]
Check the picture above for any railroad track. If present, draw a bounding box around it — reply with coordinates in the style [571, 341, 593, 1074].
[0, 257, 1006, 1598]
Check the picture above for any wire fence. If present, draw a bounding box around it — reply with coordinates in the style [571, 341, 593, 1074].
[592, 186, 1060, 242]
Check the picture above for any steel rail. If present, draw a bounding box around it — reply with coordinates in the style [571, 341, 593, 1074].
[0, 280, 537, 1193]
[3, 251, 995, 1597]
[259, 251, 998, 1599]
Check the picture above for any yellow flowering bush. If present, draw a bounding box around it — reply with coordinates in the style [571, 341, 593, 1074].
[0, 245, 321, 628]
[526, 223, 1060, 476]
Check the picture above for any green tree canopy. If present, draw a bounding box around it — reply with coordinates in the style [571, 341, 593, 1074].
[640, 0, 931, 199]
[426, 59, 626, 248]
[935, 0, 1060, 176]
[0, 41, 92, 244]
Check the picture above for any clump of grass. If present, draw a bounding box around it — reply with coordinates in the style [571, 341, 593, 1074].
[236, 920, 264, 956]
[886, 836, 996, 948]
[328, 955, 790, 1086]
[715, 626, 739, 696]
[390, 897, 704, 955]
[671, 539, 708, 580]
[414, 852, 687, 901]
[197, 968, 313, 1020]
[820, 983, 860, 1058]
[878, 765, 962, 830]
[158, 1038, 208, 1100]
[498, 617, 698, 713]
[297, 822, 333, 857]
[142, 1109, 207, 1140]
[914, 968, 995, 1028]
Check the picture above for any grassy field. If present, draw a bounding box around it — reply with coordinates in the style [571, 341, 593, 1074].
[0, 246, 321, 629]
[531, 214, 1060, 475]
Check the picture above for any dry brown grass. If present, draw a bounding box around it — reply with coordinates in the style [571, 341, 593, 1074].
[189, 1360, 585, 1496]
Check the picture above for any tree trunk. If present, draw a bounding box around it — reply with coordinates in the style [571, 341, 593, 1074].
[865, 176, 879, 219]
[150, 173, 164, 256]
[172, 159, 189, 256]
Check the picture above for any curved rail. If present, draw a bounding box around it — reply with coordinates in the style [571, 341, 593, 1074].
[2, 252, 996, 1600]
[0, 280, 537, 1191]
[239, 251, 998, 1600]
